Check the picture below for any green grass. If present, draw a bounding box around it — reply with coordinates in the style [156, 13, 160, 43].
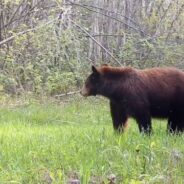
[0, 97, 184, 184]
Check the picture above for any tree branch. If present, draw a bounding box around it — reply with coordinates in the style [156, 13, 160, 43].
[67, 1, 147, 36]
[70, 20, 122, 66]
[165, 4, 184, 41]
[85, 34, 126, 37]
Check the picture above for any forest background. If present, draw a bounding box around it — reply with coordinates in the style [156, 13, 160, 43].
[0, 0, 184, 96]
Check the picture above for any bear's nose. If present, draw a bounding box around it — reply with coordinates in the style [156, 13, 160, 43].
[80, 90, 85, 96]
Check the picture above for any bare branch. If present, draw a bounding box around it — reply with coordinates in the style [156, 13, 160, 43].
[85, 34, 126, 37]
[0, 18, 57, 46]
[70, 20, 122, 66]
[5, 0, 26, 29]
[166, 4, 184, 41]
[67, 1, 147, 36]
[67, 1, 139, 28]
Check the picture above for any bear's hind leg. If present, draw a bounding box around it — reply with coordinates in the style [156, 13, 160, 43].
[168, 111, 184, 133]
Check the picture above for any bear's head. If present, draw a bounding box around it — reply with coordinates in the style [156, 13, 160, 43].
[80, 66, 102, 97]
[81, 65, 129, 98]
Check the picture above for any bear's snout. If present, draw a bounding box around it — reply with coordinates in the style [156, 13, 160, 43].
[80, 86, 89, 97]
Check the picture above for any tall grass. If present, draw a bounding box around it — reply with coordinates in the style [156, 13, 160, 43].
[0, 97, 183, 183]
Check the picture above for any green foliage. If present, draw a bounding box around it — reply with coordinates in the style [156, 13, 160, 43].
[46, 71, 76, 95]
[118, 34, 184, 68]
[0, 22, 86, 95]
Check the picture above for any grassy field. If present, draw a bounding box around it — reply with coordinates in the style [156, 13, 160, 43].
[0, 96, 184, 184]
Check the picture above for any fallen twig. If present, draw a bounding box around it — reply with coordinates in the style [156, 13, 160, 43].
[55, 90, 80, 97]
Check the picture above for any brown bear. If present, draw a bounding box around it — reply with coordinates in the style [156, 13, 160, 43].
[81, 65, 184, 134]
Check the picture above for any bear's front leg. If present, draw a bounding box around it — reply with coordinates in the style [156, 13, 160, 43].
[110, 100, 128, 133]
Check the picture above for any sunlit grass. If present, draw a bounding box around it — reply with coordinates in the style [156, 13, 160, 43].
[0, 97, 183, 183]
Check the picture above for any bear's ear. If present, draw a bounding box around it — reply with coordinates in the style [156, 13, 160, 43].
[92, 65, 98, 74]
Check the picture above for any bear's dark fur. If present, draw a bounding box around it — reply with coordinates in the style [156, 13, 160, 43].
[81, 65, 184, 134]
